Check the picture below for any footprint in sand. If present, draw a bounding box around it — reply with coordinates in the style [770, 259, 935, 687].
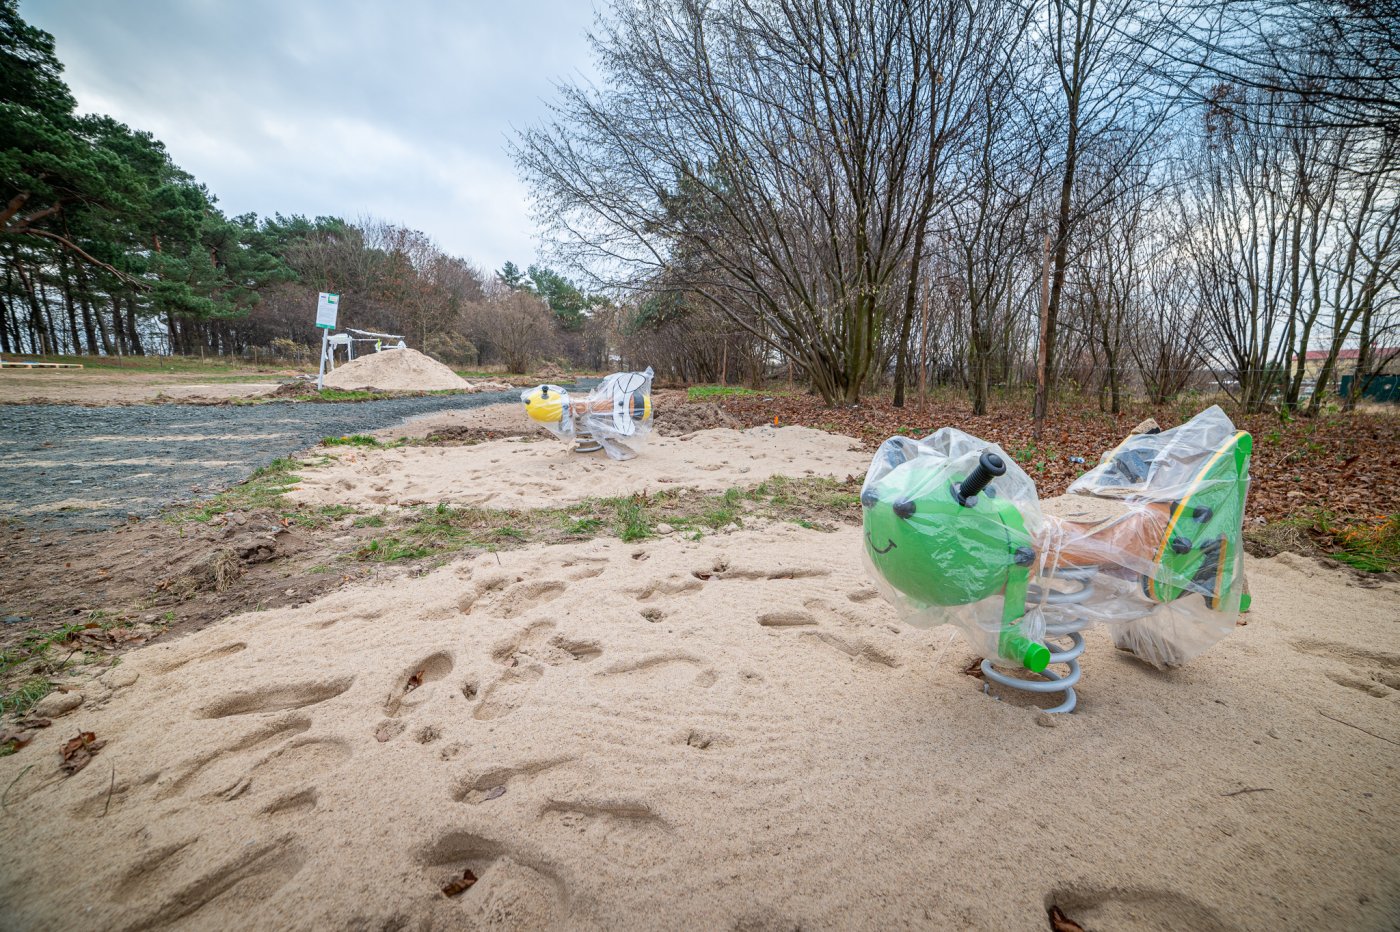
[596, 652, 716, 688]
[116, 838, 307, 930]
[384, 651, 455, 718]
[474, 663, 545, 720]
[452, 757, 573, 804]
[492, 621, 604, 669]
[691, 558, 831, 581]
[214, 738, 350, 802]
[149, 716, 313, 803]
[537, 798, 670, 865]
[1048, 885, 1235, 932]
[473, 618, 605, 721]
[755, 598, 903, 668]
[757, 609, 818, 628]
[1289, 637, 1400, 698]
[628, 576, 703, 601]
[566, 558, 607, 581]
[196, 676, 354, 719]
[151, 641, 247, 675]
[415, 831, 566, 927]
[260, 787, 319, 817]
[458, 576, 571, 618]
[799, 630, 901, 669]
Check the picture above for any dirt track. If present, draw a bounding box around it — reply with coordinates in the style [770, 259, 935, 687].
[0, 393, 518, 528]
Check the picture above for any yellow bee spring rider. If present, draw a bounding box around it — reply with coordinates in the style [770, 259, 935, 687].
[522, 367, 654, 460]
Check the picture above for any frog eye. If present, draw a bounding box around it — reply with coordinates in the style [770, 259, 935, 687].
[892, 499, 916, 519]
[860, 488, 879, 509]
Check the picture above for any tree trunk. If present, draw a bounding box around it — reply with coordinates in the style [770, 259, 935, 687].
[59, 254, 83, 354]
[1031, 234, 1052, 438]
[0, 292, 12, 354]
[917, 289, 930, 414]
[111, 294, 126, 355]
[16, 263, 51, 355]
[127, 297, 144, 354]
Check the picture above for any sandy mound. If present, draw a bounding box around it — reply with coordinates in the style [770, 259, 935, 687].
[287, 426, 869, 510]
[1, 528, 1395, 930]
[368, 402, 525, 441]
[654, 400, 741, 436]
[322, 349, 472, 392]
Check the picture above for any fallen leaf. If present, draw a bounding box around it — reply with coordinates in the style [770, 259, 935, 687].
[1049, 906, 1086, 932]
[59, 731, 106, 776]
[962, 657, 986, 679]
[441, 869, 479, 898]
[483, 785, 506, 801]
[405, 670, 425, 693]
[1, 729, 37, 752]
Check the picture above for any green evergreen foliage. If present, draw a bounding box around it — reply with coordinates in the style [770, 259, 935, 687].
[0, 3, 487, 360]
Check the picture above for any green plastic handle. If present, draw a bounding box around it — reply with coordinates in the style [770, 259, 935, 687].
[1002, 635, 1051, 673]
[997, 565, 1050, 672]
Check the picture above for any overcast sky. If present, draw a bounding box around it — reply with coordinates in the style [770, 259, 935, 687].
[23, 0, 600, 274]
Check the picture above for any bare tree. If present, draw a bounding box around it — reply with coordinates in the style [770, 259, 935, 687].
[516, 0, 1024, 404]
[471, 290, 556, 374]
[1031, 0, 1182, 434]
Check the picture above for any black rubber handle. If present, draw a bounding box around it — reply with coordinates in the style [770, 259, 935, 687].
[955, 451, 1005, 506]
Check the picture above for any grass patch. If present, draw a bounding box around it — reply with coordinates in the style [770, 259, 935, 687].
[357, 537, 435, 562]
[686, 385, 776, 401]
[1, 677, 53, 717]
[321, 434, 391, 448]
[314, 388, 397, 402]
[615, 496, 652, 541]
[1250, 509, 1400, 573]
[291, 503, 360, 530]
[0, 611, 150, 720]
[169, 457, 306, 522]
[338, 476, 861, 565]
[1009, 440, 1062, 475]
[564, 516, 604, 535]
[1304, 511, 1400, 572]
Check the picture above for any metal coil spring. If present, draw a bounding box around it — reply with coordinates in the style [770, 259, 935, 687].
[573, 431, 603, 453]
[981, 565, 1096, 714]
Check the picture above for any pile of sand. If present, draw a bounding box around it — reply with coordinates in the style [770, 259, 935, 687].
[322, 349, 473, 392]
[0, 529, 1395, 930]
[287, 425, 870, 510]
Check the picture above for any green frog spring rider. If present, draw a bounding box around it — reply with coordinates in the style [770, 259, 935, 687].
[861, 406, 1252, 712]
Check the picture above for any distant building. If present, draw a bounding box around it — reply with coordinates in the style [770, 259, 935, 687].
[1294, 346, 1400, 402]
[1295, 347, 1400, 380]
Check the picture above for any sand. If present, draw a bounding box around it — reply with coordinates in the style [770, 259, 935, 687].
[287, 426, 870, 510]
[322, 349, 507, 392]
[2, 427, 1398, 931]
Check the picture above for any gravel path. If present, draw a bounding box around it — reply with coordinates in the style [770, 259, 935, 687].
[0, 393, 520, 529]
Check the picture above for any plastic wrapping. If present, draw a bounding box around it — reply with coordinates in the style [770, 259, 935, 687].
[862, 406, 1251, 670]
[521, 367, 655, 460]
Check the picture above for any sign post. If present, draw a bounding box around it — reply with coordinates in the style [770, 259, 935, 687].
[315, 292, 339, 390]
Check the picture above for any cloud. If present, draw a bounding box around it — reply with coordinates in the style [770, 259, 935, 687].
[21, 0, 600, 272]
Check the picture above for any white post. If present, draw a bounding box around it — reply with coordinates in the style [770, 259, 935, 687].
[317, 330, 329, 390]
[314, 292, 340, 390]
